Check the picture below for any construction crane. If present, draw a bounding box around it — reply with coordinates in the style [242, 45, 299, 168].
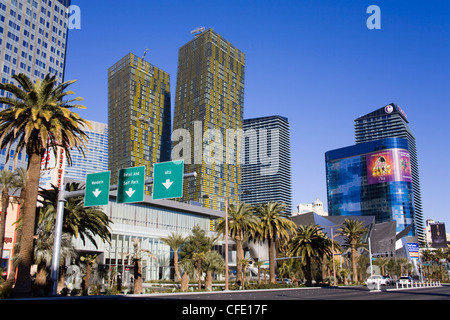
[142, 48, 149, 61]
[190, 26, 205, 36]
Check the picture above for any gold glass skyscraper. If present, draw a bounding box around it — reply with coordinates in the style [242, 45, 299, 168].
[108, 53, 171, 185]
[173, 29, 245, 210]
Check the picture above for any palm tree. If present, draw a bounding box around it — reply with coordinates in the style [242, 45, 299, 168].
[216, 202, 259, 283]
[238, 258, 250, 289]
[254, 202, 297, 284]
[434, 249, 447, 281]
[253, 260, 265, 285]
[33, 230, 76, 296]
[192, 252, 206, 290]
[80, 254, 98, 295]
[123, 238, 156, 294]
[203, 250, 224, 291]
[421, 249, 434, 278]
[180, 225, 219, 290]
[287, 224, 333, 286]
[0, 73, 90, 297]
[374, 257, 390, 276]
[396, 257, 410, 276]
[0, 170, 17, 261]
[337, 219, 368, 283]
[38, 182, 112, 248]
[160, 232, 186, 281]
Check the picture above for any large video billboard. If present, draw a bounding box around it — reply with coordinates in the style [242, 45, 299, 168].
[430, 223, 447, 248]
[366, 149, 412, 185]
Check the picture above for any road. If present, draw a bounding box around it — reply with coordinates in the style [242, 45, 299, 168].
[128, 284, 450, 300]
[9, 285, 448, 319]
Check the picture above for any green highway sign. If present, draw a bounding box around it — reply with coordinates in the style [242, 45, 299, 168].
[117, 166, 145, 204]
[152, 160, 184, 200]
[84, 171, 111, 207]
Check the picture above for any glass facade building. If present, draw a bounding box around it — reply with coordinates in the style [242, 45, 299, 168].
[325, 138, 416, 238]
[0, 0, 71, 170]
[108, 53, 171, 185]
[354, 103, 424, 243]
[64, 120, 108, 181]
[72, 196, 223, 282]
[173, 29, 245, 210]
[240, 115, 292, 212]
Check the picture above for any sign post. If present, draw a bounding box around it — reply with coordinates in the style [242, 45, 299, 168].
[152, 160, 184, 200]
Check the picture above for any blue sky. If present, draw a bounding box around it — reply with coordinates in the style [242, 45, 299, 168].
[64, 1, 450, 227]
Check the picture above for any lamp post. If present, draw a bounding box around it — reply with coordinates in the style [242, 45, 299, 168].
[203, 190, 250, 291]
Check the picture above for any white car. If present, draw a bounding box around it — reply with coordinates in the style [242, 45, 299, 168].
[365, 275, 387, 286]
[398, 276, 413, 285]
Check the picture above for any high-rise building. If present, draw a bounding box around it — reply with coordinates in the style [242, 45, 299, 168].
[65, 120, 108, 181]
[172, 29, 245, 210]
[108, 53, 171, 185]
[0, 0, 71, 170]
[240, 116, 292, 213]
[354, 103, 424, 243]
[325, 137, 417, 241]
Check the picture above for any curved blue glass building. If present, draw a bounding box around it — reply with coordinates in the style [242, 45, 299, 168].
[325, 138, 416, 238]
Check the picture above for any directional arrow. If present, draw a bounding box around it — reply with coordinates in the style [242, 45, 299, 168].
[162, 179, 173, 190]
[92, 188, 102, 198]
[125, 188, 136, 198]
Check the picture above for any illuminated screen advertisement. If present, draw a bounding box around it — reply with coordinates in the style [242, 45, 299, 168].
[366, 149, 412, 185]
[430, 223, 447, 248]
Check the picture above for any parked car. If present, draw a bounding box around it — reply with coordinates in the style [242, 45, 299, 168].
[397, 276, 413, 285]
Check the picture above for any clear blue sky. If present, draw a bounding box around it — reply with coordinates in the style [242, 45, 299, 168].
[65, 0, 450, 228]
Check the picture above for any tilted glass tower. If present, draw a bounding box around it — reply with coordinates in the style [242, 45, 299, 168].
[0, 0, 71, 170]
[108, 53, 171, 185]
[326, 138, 415, 238]
[173, 29, 245, 210]
[240, 116, 292, 213]
[354, 103, 424, 244]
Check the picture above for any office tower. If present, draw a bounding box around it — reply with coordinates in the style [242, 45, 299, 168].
[0, 0, 71, 170]
[173, 29, 245, 210]
[354, 103, 424, 243]
[325, 137, 416, 241]
[65, 120, 108, 181]
[108, 53, 171, 184]
[240, 116, 292, 213]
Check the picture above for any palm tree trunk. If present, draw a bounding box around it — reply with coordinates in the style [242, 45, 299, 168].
[35, 265, 47, 295]
[351, 242, 358, 283]
[0, 188, 9, 260]
[133, 258, 143, 294]
[197, 261, 202, 290]
[236, 236, 243, 283]
[12, 151, 42, 298]
[6, 191, 24, 285]
[205, 271, 212, 291]
[321, 253, 327, 283]
[174, 250, 181, 281]
[268, 236, 276, 284]
[305, 256, 313, 287]
[83, 263, 92, 295]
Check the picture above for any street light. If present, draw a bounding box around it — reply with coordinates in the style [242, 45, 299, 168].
[203, 190, 250, 290]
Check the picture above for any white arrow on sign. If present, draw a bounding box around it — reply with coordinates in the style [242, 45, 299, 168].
[125, 188, 136, 197]
[162, 179, 173, 190]
[92, 189, 102, 198]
